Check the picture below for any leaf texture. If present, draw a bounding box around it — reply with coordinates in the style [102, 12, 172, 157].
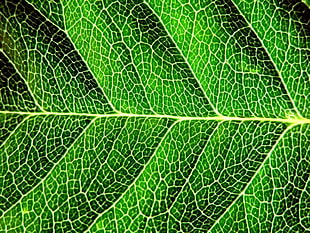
[0, 0, 309, 232]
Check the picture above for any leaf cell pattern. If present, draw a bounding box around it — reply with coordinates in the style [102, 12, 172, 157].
[0, 0, 309, 232]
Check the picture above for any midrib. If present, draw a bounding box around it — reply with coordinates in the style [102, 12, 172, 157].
[1, 111, 310, 124]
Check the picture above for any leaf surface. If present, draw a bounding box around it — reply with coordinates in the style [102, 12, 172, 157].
[0, 0, 309, 232]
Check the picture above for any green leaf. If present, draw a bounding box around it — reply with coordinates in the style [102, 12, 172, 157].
[0, 0, 309, 232]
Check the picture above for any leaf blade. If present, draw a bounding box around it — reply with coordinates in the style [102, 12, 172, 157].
[0, 0, 309, 232]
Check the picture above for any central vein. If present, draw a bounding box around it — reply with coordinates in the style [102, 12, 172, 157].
[1, 111, 310, 124]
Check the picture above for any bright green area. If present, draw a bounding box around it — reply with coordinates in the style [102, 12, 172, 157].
[0, 0, 309, 232]
[90, 120, 219, 232]
[62, 0, 215, 116]
[304, 0, 310, 8]
[243, 124, 310, 232]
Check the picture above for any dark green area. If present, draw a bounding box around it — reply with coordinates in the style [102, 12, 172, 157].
[0, 52, 39, 112]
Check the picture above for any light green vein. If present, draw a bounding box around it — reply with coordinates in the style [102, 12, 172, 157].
[102, 1, 157, 115]
[0, 115, 31, 148]
[0, 111, 309, 124]
[165, 121, 222, 218]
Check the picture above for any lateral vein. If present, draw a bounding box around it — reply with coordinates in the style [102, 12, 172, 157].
[143, 1, 222, 116]
[230, 0, 303, 118]
[25, 0, 119, 114]
[0, 50, 45, 112]
[207, 124, 296, 232]
[0, 117, 98, 217]
[85, 120, 180, 232]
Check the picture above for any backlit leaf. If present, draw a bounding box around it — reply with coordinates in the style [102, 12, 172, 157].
[0, 0, 309, 232]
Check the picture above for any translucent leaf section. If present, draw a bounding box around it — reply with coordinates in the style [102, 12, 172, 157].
[90, 121, 287, 232]
[232, 0, 310, 117]
[0, 115, 91, 216]
[62, 0, 215, 116]
[90, 120, 219, 232]
[209, 196, 247, 233]
[146, 0, 297, 118]
[0, 117, 173, 232]
[0, 0, 113, 114]
[0, 0, 309, 232]
[167, 121, 287, 232]
[243, 124, 310, 232]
